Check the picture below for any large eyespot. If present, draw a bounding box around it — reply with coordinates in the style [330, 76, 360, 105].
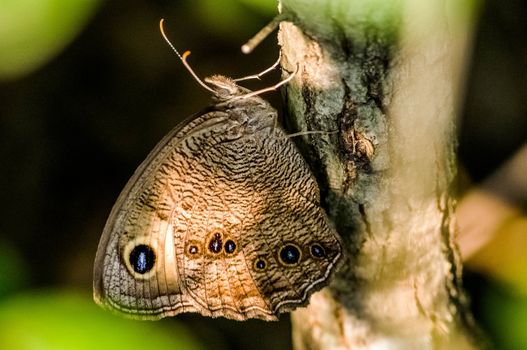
[208, 233, 223, 254]
[122, 237, 160, 279]
[254, 258, 268, 271]
[129, 244, 156, 274]
[278, 244, 302, 265]
[310, 243, 326, 258]
[224, 239, 237, 254]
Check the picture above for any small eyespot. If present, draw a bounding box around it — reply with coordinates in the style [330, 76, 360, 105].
[208, 233, 223, 254]
[188, 245, 199, 255]
[185, 241, 202, 258]
[254, 258, 267, 271]
[129, 244, 156, 274]
[310, 243, 326, 258]
[278, 244, 301, 265]
[224, 239, 237, 254]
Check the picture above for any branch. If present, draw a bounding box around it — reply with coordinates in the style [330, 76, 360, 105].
[278, 0, 482, 348]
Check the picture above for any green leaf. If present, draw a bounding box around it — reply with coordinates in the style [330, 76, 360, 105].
[0, 0, 101, 80]
[0, 290, 204, 350]
[483, 283, 527, 350]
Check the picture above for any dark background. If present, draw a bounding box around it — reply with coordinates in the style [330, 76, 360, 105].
[0, 0, 526, 349]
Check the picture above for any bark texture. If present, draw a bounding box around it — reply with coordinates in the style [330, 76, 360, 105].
[278, 0, 480, 348]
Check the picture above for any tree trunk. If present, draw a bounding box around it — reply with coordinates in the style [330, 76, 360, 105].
[277, 0, 481, 348]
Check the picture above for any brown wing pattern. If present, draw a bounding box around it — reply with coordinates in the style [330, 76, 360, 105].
[94, 87, 342, 321]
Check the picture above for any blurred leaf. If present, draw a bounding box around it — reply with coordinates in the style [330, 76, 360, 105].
[467, 215, 527, 294]
[194, 0, 276, 39]
[0, 290, 203, 350]
[237, 0, 277, 14]
[0, 0, 101, 80]
[0, 240, 28, 298]
[482, 283, 527, 350]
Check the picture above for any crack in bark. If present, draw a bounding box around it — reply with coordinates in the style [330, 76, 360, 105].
[358, 203, 372, 237]
[297, 82, 332, 202]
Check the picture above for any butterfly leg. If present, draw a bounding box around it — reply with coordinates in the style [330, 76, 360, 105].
[232, 63, 299, 101]
[233, 52, 282, 82]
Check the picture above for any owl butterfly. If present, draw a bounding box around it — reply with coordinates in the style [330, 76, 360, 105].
[93, 19, 343, 321]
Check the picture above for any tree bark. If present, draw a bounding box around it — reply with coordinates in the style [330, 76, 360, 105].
[278, 0, 481, 348]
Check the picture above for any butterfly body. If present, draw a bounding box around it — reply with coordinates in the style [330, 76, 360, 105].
[93, 75, 342, 321]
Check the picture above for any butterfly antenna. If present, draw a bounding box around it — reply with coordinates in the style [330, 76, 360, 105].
[159, 19, 215, 94]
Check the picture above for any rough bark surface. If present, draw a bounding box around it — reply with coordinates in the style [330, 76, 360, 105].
[278, 1, 479, 348]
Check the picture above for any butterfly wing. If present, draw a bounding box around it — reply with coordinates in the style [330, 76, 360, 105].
[93, 99, 342, 321]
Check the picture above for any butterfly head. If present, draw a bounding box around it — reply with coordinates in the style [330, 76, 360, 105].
[204, 75, 249, 101]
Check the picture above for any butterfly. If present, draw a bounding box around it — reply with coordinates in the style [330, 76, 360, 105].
[93, 19, 342, 321]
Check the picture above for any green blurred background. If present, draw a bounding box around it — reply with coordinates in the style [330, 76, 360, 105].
[0, 0, 526, 349]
